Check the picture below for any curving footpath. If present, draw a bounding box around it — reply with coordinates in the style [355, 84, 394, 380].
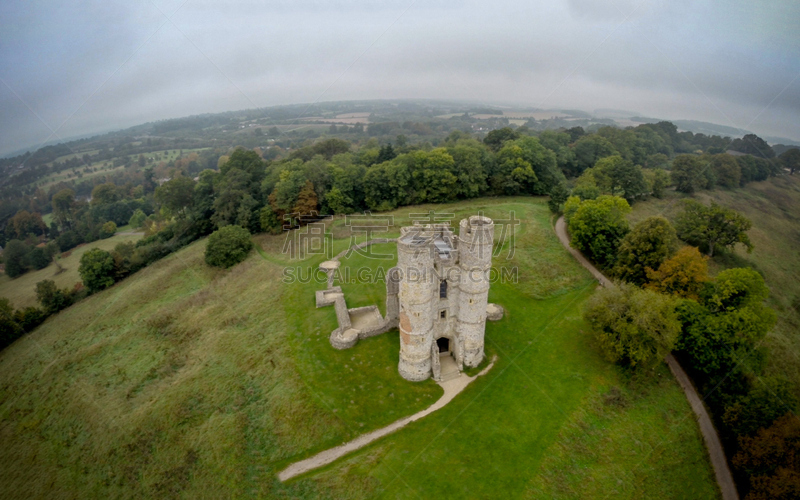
[555, 215, 738, 500]
[278, 357, 496, 482]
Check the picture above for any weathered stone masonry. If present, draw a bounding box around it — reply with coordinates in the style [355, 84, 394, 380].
[315, 216, 503, 382]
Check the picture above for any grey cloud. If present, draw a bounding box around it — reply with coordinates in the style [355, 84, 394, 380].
[1, 0, 799, 155]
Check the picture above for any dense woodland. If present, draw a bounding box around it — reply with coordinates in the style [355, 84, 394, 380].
[1, 101, 800, 499]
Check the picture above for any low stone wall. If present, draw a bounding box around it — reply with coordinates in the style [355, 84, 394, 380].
[317, 238, 399, 350]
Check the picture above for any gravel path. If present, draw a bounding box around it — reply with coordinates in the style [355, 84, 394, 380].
[554, 215, 738, 500]
[278, 357, 496, 481]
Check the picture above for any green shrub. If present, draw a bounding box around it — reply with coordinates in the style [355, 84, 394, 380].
[100, 221, 117, 238]
[36, 280, 73, 314]
[205, 225, 253, 268]
[14, 307, 45, 332]
[583, 282, 680, 369]
[129, 209, 147, 228]
[79, 248, 116, 293]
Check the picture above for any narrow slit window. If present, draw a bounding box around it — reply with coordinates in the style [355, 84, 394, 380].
[439, 280, 448, 299]
[440, 309, 447, 319]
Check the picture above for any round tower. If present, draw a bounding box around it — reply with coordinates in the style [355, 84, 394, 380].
[457, 216, 494, 368]
[397, 225, 436, 381]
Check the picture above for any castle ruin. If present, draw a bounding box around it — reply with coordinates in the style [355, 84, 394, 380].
[316, 215, 502, 382]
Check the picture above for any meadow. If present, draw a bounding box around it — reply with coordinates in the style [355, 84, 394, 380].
[0, 197, 719, 498]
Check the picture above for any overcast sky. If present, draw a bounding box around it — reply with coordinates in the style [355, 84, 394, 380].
[1, 0, 799, 156]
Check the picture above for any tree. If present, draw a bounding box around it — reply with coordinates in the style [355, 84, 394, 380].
[483, 127, 519, 151]
[35, 280, 72, 314]
[592, 155, 647, 200]
[650, 168, 670, 198]
[3, 240, 28, 278]
[155, 176, 196, 218]
[677, 268, 775, 379]
[571, 134, 617, 176]
[143, 167, 157, 194]
[583, 283, 681, 369]
[26, 246, 50, 270]
[733, 414, 800, 500]
[205, 225, 253, 268]
[9, 210, 46, 238]
[564, 195, 631, 268]
[490, 137, 562, 195]
[779, 148, 800, 175]
[219, 148, 266, 183]
[612, 216, 678, 285]
[51, 189, 76, 228]
[79, 248, 116, 293]
[671, 155, 706, 194]
[645, 246, 709, 300]
[675, 200, 753, 256]
[91, 183, 120, 206]
[14, 307, 45, 332]
[548, 182, 570, 213]
[0, 298, 23, 350]
[446, 139, 489, 199]
[376, 144, 397, 163]
[710, 153, 742, 188]
[129, 209, 147, 229]
[100, 221, 117, 238]
[325, 187, 353, 215]
[259, 205, 282, 234]
[723, 378, 797, 438]
[729, 133, 775, 159]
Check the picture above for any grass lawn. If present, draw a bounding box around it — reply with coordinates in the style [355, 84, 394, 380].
[627, 175, 800, 398]
[0, 197, 719, 498]
[0, 232, 142, 309]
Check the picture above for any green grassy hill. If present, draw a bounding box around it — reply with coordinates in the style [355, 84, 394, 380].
[627, 175, 800, 397]
[0, 198, 719, 498]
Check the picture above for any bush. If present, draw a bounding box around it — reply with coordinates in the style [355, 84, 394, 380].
[645, 246, 710, 300]
[205, 225, 253, 268]
[100, 221, 117, 238]
[547, 182, 570, 214]
[0, 298, 23, 350]
[612, 216, 678, 285]
[36, 280, 73, 314]
[14, 307, 45, 332]
[129, 209, 147, 228]
[583, 283, 680, 369]
[564, 195, 631, 268]
[260, 205, 282, 234]
[78, 248, 116, 293]
[26, 246, 50, 270]
[3, 239, 29, 278]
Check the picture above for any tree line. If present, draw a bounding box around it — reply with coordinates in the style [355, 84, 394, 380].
[565, 195, 796, 498]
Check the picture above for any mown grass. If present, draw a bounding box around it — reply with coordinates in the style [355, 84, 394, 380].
[628, 176, 800, 398]
[0, 232, 142, 309]
[0, 197, 719, 498]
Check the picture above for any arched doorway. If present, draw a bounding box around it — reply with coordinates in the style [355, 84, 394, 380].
[436, 337, 450, 353]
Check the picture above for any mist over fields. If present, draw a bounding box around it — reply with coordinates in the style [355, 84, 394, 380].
[1, 0, 799, 156]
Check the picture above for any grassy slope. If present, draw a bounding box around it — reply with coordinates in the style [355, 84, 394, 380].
[0, 232, 142, 309]
[0, 198, 718, 498]
[627, 176, 800, 397]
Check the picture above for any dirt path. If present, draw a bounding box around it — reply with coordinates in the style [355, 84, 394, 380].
[554, 215, 738, 500]
[278, 357, 496, 482]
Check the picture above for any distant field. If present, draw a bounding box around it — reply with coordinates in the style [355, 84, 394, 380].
[0, 198, 718, 498]
[0, 232, 142, 309]
[628, 175, 800, 398]
[28, 148, 209, 190]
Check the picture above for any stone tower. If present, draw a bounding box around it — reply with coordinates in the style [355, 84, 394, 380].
[396, 224, 438, 381]
[396, 216, 495, 382]
[457, 215, 494, 368]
